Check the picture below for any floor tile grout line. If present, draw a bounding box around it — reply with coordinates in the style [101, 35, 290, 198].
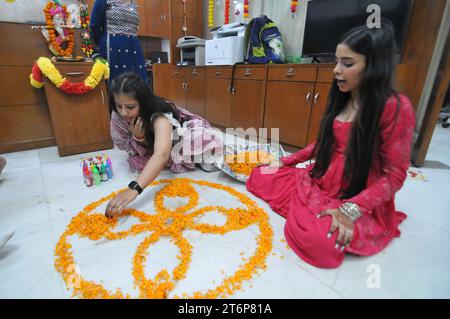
[406, 214, 450, 235]
[38, 151, 68, 298]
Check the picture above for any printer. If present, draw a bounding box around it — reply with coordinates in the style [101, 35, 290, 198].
[176, 36, 206, 66]
[205, 22, 247, 65]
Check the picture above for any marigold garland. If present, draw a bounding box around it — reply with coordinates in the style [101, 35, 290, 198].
[291, 0, 299, 16]
[226, 151, 274, 176]
[208, 0, 214, 28]
[244, 0, 249, 19]
[54, 178, 273, 299]
[44, 2, 75, 57]
[30, 57, 110, 95]
[224, 0, 230, 25]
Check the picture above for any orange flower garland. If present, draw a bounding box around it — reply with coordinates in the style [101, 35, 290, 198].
[30, 57, 110, 95]
[244, 0, 249, 19]
[291, 0, 299, 17]
[54, 178, 273, 299]
[225, 151, 275, 176]
[44, 2, 74, 57]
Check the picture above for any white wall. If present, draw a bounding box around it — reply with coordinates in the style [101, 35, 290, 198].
[0, 0, 77, 24]
[202, 0, 310, 58]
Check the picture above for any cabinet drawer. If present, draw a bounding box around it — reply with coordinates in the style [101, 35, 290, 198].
[187, 67, 205, 79]
[169, 67, 186, 78]
[268, 65, 317, 82]
[206, 66, 232, 79]
[317, 66, 335, 83]
[234, 67, 266, 80]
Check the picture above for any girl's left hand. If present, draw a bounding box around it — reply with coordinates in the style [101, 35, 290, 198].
[317, 208, 354, 250]
[105, 189, 139, 218]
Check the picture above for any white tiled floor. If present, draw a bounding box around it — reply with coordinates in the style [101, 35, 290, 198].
[0, 126, 449, 299]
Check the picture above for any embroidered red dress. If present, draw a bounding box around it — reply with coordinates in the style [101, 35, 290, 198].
[246, 95, 416, 268]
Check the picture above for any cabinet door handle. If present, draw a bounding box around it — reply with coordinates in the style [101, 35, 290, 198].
[306, 92, 312, 104]
[65, 72, 85, 76]
[231, 87, 236, 95]
[314, 92, 320, 104]
[174, 70, 179, 75]
[192, 69, 197, 75]
[215, 71, 223, 76]
[285, 67, 295, 77]
[100, 88, 105, 105]
[244, 68, 252, 76]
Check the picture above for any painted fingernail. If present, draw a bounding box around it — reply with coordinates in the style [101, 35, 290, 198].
[316, 214, 321, 218]
[340, 246, 345, 251]
[327, 232, 332, 239]
[335, 244, 339, 249]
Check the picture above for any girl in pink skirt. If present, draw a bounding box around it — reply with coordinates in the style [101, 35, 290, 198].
[106, 72, 222, 217]
[247, 22, 416, 268]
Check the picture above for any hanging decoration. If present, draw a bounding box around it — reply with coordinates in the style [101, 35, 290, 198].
[30, 57, 110, 95]
[208, 0, 214, 28]
[244, 0, 249, 19]
[291, 0, 298, 18]
[77, 0, 94, 57]
[181, 0, 188, 35]
[43, 1, 75, 57]
[224, 0, 230, 25]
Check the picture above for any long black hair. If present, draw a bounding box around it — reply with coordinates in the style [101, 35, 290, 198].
[310, 21, 400, 199]
[109, 72, 181, 149]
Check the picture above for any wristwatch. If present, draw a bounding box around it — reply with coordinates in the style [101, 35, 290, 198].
[128, 181, 143, 195]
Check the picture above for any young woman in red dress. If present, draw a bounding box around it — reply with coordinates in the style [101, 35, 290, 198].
[246, 22, 416, 268]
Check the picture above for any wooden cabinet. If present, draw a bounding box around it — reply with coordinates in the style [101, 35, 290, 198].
[205, 67, 232, 127]
[152, 63, 171, 100]
[185, 67, 206, 117]
[152, 64, 334, 148]
[306, 82, 332, 144]
[168, 66, 187, 106]
[43, 62, 112, 156]
[230, 66, 266, 130]
[137, 0, 170, 38]
[205, 65, 265, 130]
[306, 66, 334, 144]
[162, 66, 206, 117]
[264, 65, 334, 148]
[264, 65, 317, 148]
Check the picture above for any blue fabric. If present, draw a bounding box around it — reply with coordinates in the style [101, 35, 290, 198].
[90, 0, 148, 83]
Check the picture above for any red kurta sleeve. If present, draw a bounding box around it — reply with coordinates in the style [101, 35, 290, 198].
[344, 95, 416, 214]
[281, 142, 316, 167]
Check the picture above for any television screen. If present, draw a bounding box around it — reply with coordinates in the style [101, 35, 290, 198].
[302, 0, 414, 59]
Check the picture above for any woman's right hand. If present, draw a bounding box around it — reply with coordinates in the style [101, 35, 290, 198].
[260, 160, 284, 174]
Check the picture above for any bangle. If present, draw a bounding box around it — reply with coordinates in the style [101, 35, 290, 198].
[133, 134, 145, 143]
[339, 202, 362, 222]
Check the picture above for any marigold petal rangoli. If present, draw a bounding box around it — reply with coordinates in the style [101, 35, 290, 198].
[54, 178, 273, 299]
